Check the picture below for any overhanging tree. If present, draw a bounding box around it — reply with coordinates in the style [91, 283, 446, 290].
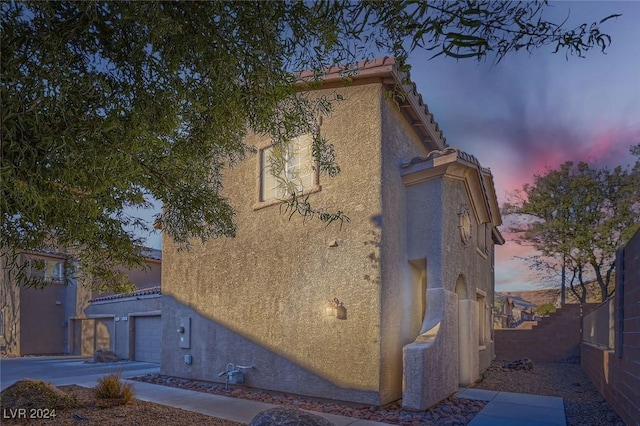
[503, 151, 640, 302]
[1, 1, 620, 291]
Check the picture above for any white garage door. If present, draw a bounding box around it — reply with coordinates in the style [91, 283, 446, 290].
[134, 316, 161, 363]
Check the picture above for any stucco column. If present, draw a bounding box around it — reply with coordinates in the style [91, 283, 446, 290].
[402, 288, 458, 410]
[458, 299, 479, 386]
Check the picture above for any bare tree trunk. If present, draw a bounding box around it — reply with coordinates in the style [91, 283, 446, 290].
[568, 266, 587, 303]
[576, 265, 588, 303]
[561, 260, 566, 305]
[592, 261, 612, 302]
[1, 251, 22, 354]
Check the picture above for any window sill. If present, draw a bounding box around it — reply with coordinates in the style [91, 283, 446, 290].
[252, 185, 322, 211]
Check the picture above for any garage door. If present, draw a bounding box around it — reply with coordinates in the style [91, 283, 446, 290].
[134, 316, 161, 363]
[74, 318, 114, 357]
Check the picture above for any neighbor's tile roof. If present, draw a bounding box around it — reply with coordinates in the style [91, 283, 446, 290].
[141, 248, 162, 261]
[90, 285, 161, 303]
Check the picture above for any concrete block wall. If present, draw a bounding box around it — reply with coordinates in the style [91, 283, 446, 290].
[495, 304, 598, 362]
[581, 229, 640, 425]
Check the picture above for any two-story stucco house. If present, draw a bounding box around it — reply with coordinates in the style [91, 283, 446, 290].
[161, 57, 503, 410]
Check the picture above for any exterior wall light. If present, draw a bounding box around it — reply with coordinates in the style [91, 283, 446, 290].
[326, 298, 347, 320]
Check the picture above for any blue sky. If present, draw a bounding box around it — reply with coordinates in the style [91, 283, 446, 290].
[407, 1, 640, 291]
[132, 1, 640, 292]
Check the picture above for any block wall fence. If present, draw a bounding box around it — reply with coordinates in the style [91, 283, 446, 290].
[495, 303, 597, 363]
[581, 229, 640, 426]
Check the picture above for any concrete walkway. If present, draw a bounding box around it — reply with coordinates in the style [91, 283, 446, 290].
[1, 357, 566, 425]
[456, 388, 566, 426]
[124, 380, 391, 426]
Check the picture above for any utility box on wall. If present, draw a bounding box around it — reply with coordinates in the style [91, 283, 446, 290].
[178, 317, 191, 349]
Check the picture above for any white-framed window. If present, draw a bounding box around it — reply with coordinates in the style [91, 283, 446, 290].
[260, 134, 315, 201]
[28, 258, 64, 282]
[477, 223, 490, 254]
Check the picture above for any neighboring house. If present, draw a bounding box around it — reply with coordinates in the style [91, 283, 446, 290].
[0, 250, 83, 355]
[507, 294, 538, 325]
[70, 248, 162, 362]
[0, 248, 161, 362]
[496, 293, 538, 328]
[520, 308, 537, 322]
[496, 294, 516, 328]
[161, 57, 503, 410]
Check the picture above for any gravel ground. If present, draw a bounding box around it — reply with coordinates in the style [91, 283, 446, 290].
[132, 360, 627, 426]
[132, 374, 486, 425]
[471, 361, 625, 426]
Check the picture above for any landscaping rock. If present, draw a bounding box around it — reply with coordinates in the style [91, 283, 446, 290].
[93, 349, 120, 363]
[435, 414, 468, 425]
[506, 358, 534, 371]
[0, 378, 75, 411]
[249, 407, 335, 426]
[133, 374, 487, 425]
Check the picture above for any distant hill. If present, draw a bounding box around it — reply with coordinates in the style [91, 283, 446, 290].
[497, 279, 612, 308]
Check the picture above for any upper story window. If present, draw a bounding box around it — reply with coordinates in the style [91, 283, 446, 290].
[260, 134, 315, 202]
[28, 258, 64, 282]
[477, 223, 486, 253]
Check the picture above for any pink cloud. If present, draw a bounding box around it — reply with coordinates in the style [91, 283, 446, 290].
[494, 125, 640, 204]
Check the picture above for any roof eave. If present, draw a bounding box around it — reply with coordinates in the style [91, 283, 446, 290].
[298, 57, 447, 152]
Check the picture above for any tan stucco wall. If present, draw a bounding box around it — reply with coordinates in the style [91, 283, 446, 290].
[91, 258, 162, 300]
[440, 177, 495, 373]
[401, 160, 498, 409]
[162, 81, 499, 406]
[378, 94, 431, 402]
[162, 84, 388, 403]
[20, 284, 67, 355]
[123, 260, 161, 289]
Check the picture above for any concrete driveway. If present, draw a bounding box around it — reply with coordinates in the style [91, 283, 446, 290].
[0, 356, 160, 391]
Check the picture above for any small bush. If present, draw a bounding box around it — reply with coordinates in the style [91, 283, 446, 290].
[93, 370, 134, 406]
[535, 303, 557, 316]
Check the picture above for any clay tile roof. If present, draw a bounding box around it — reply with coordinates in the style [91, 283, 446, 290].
[141, 248, 162, 261]
[298, 56, 446, 150]
[297, 56, 398, 81]
[90, 285, 161, 303]
[401, 146, 481, 168]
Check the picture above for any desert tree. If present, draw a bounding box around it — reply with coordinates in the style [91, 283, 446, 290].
[1, 1, 620, 290]
[503, 151, 640, 302]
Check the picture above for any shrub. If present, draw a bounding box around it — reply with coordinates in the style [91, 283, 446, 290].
[535, 303, 557, 317]
[93, 370, 135, 407]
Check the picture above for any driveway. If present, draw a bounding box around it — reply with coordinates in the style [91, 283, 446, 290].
[0, 356, 160, 391]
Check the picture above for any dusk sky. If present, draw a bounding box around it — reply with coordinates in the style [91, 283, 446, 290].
[137, 1, 639, 292]
[408, 1, 640, 291]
